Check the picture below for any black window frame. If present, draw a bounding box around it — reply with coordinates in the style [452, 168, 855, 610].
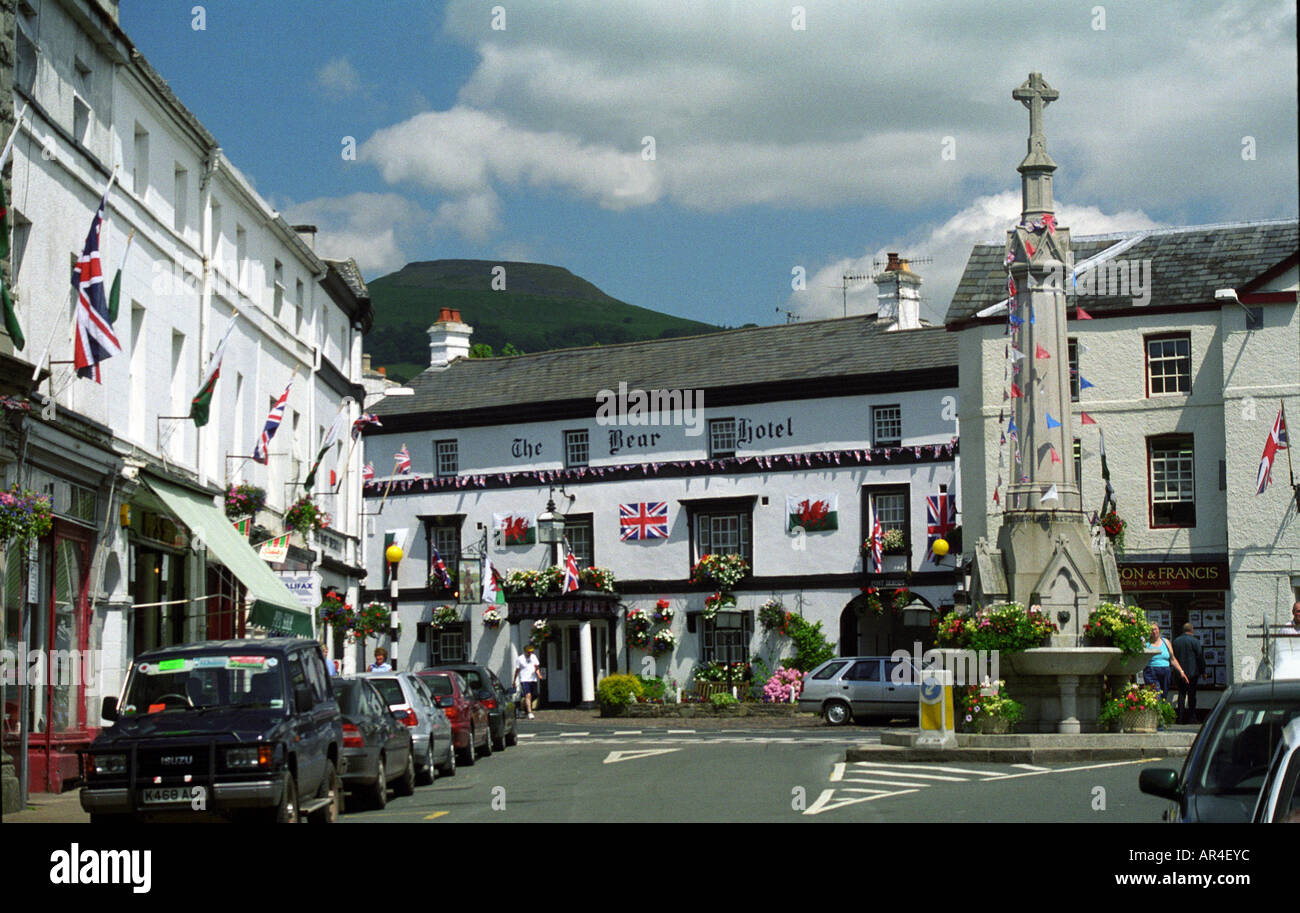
[699, 610, 754, 664]
[1148, 434, 1196, 529]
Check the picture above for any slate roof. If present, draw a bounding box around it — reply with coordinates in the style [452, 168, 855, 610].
[945, 219, 1298, 325]
[373, 316, 957, 420]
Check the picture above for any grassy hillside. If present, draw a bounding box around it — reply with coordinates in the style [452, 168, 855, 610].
[364, 260, 722, 382]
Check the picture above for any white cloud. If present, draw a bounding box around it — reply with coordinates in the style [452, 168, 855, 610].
[315, 57, 366, 97]
[432, 191, 502, 243]
[281, 192, 434, 276]
[793, 193, 1167, 323]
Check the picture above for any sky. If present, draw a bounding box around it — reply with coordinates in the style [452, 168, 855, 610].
[121, 0, 1298, 330]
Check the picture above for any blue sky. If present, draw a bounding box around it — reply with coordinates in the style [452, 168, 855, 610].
[122, 0, 1298, 330]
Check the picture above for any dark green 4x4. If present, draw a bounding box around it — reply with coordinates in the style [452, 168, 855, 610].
[79, 638, 343, 823]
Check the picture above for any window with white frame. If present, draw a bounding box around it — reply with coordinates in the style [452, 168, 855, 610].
[693, 510, 752, 564]
[1149, 435, 1195, 527]
[1145, 334, 1191, 396]
[708, 418, 737, 458]
[435, 440, 458, 477]
[873, 405, 902, 446]
[564, 429, 589, 468]
[870, 490, 907, 533]
[565, 516, 594, 567]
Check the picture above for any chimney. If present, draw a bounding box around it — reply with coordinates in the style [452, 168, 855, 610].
[874, 253, 922, 331]
[291, 224, 317, 249]
[428, 309, 473, 368]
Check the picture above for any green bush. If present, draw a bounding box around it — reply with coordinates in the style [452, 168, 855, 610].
[786, 616, 836, 672]
[709, 692, 739, 707]
[635, 675, 666, 701]
[597, 674, 643, 711]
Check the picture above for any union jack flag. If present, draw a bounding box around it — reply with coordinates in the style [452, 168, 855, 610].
[925, 493, 957, 564]
[362, 461, 374, 482]
[352, 412, 382, 440]
[1257, 406, 1290, 495]
[563, 544, 580, 593]
[395, 445, 412, 474]
[252, 381, 292, 464]
[430, 545, 453, 589]
[619, 502, 668, 540]
[72, 194, 121, 382]
[869, 516, 883, 573]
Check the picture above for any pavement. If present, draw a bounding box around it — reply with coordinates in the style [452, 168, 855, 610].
[848, 723, 1200, 763]
[2, 788, 86, 824]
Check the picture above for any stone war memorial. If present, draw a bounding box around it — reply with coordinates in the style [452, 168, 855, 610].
[963, 73, 1147, 733]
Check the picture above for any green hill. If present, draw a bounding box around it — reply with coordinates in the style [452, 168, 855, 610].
[364, 260, 724, 382]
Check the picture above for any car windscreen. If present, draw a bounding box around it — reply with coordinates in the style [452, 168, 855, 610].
[420, 674, 452, 696]
[1195, 700, 1300, 796]
[460, 669, 485, 690]
[122, 654, 285, 714]
[367, 677, 406, 706]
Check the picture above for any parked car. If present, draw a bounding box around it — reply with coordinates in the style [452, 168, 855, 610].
[361, 671, 453, 784]
[415, 669, 491, 765]
[798, 656, 925, 725]
[79, 638, 342, 823]
[1253, 717, 1300, 822]
[428, 662, 518, 751]
[334, 676, 415, 811]
[1139, 679, 1300, 822]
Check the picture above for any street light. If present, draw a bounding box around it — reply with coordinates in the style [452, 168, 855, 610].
[386, 543, 403, 665]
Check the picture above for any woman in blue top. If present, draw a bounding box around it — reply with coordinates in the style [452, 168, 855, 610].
[1143, 623, 1187, 710]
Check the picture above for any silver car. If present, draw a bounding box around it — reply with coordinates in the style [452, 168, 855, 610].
[360, 672, 454, 784]
[798, 656, 924, 725]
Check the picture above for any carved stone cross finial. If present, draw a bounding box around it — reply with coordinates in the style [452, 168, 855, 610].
[1013, 72, 1059, 144]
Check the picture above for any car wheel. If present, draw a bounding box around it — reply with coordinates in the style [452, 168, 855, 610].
[370, 756, 388, 810]
[394, 744, 416, 797]
[416, 739, 435, 785]
[823, 700, 852, 726]
[481, 722, 494, 757]
[274, 773, 300, 823]
[459, 727, 477, 766]
[437, 739, 456, 777]
[491, 717, 507, 752]
[308, 760, 342, 823]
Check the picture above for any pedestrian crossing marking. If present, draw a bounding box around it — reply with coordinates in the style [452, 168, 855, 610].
[841, 777, 938, 789]
[830, 762, 846, 782]
[804, 787, 920, 815]
[852, 761, 991, 777]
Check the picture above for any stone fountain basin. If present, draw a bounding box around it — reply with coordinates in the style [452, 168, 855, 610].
[1104, 648, 1160, 676]
[1005, 648, 1117, 676]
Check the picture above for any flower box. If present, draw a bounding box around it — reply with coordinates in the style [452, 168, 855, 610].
[1120, 707, 1158, 733]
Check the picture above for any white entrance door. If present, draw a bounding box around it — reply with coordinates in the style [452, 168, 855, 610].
[545, 632, 569, 704]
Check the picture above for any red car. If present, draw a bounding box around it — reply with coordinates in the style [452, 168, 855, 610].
[415, 670, 491, 766]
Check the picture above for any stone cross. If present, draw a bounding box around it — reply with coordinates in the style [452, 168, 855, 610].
[1013, 72, 1059, 146]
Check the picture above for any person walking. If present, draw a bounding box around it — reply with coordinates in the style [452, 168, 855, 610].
[1172, 622, 1204, 725]
[513, 644, 541, 719]
[1142, 623, 1187, 725]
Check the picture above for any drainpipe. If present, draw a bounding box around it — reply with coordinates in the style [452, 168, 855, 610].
[196, 147, 219, 487]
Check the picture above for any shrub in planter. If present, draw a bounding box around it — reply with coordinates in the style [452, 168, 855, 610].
[693, 661, 751, 683]
[702, 591, 736, 620]
[430, 604, 461, 628]
[936, 603, 1058, 654]
[691, 554, 750, 589]
[579, 566, 617, 592]
[1099, 683, 1174, 731]
[709, 692, 739, 707]
[597, 674, 644, 712]
[881, 528, 907, 554]
[1084, 602, 1150, 656]
[482, 607, 505, 629]
[957, 680, 1024, 733]
[762, 666, 804, 703]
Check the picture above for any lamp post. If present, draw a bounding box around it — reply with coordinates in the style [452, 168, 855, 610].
[386, 543, 403, 666]
[536, 487, 570, 566]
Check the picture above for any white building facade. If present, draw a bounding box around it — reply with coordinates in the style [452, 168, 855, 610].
[948, 219, 1299, 702]
[1, 0, 371, 794]
[363, 271, 963, 706]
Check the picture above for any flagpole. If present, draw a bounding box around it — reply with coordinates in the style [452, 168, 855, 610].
[0, 102, 30, 171]
[229, 365, 300, 485]
[376, 448, 404, 515]
[1283, 400, 1298, 509]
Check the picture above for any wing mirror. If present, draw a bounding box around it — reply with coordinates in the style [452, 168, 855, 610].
[101, 696, 118, 722]
[295, 686, 314, 714]
[1138, 768, 1181, 801]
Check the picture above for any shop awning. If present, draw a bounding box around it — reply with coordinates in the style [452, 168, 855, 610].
[144, 477, 313, 637]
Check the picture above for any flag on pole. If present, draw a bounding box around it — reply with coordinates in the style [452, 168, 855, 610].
[430, 545, 453, 590]
[72, 194, 122, 382]
[866, 516, 883, 573]
[107, 229, 133, 325]
[362, 461, 375, 482]
[1099, 429, 1116, 516]
[1256, 406, 1290, 495]
[925, 493, 957, 563]
[0, 177, 23, 350]
[351, 412, 382, 440]
[395, 445, 412, 475]
[303, 405, 348, 491]
[189, 314, 237, 427]
[482, 557, 505, 605]
[563, 543, 580, 593]
[252, 381, 292, 464]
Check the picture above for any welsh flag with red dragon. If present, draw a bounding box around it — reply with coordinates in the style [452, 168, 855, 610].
[786, 494, 838, 532]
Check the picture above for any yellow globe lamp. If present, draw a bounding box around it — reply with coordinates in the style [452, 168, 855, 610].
[932, 538, 950, 558]
[385, 544, 404, 565]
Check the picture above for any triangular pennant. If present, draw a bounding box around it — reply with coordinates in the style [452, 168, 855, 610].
[1049, 445, 1062, 464]
[1010, 383, 1023, 398]
[1075, 305, 1092, 319]
[1035, 344, 1051, 359]
[1040, 484, 1059, 504]
[1079, 412, 1097, 425]
[1080, 376, 1096, 390]
[1045, 413, 1062, 429]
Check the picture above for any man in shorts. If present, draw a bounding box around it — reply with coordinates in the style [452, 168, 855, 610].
[513, 644, 541, 719]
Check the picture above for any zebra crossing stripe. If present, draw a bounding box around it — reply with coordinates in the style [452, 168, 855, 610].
[852, 761, 993, 777]
[841, 777, 938, 789]
[847, 767, 968, 782]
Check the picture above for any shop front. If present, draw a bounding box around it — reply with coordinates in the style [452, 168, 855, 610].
[1119, 559, 1231, 695]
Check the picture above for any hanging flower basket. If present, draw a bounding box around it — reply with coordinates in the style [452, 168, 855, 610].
[651, 599, 675, 625]
[702, 591, 736, 620]
[317, 589, 354, 632]
[1099, 511, 1126, 552]
[758, 599, 790, 634]
[224, 483, 267, 520]
[284, 497, 325, 533]
[579, 566, 617, 593]
[351, 602, 391, 643]
[529, 619, 554, 648]
[650, 629, 678, 656]
[862, 587, 886, 615]
[0, 486, 54, 545]
[891, 587, 912, 613]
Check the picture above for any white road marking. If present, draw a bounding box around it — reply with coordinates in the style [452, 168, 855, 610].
[804, 787, 920, 815]
[977, 758, 1155, 782]
[842, 777, 938, 789]
[560, 732, 591, 737]
[517, 733, 535, 739]
[844, 767, 968, 782]
[603, 748, 683, 764]
[853, 761, 994, 777]
[1012, 763, 1051, 771]
[612, 730, 642, 735]
[830, 762, 846, 782]
[667, 729, 696, 734]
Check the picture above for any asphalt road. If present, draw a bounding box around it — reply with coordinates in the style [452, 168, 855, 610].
[340, 724, 1174, 824]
